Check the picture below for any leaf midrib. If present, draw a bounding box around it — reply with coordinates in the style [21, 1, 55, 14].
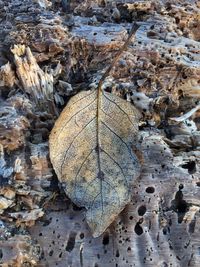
[96, 88, 104, 213]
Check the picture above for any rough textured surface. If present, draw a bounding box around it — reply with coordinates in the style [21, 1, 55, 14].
[0, 0, 200, 266]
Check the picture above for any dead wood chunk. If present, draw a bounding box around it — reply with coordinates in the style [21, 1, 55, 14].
[12, 45, 53, 101]
[0, 101, 30, 151]
[7, 21, 69, 60]
[0, 235, 40, 267]
[70, 23, 129, 81]
[0, 197, 14, 214]
[176, 75, 200, 98]
[28, 142, 53, 187]
[134, 21, 200, 99]
[11, 45, 58, 114]
[71, 23, 127, 47]
[9, 209, 44, 224]
[0, 144, 13, 186]
[126, 1, 152, 12]
[0, 62, 15, 88]
[0, 187, 15, 200]
[35, 0, 52, 9]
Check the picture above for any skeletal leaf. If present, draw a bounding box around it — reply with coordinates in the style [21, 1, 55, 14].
[49, 89, 141, 237]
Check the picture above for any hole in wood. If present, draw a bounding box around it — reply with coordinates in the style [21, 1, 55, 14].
[146, 187, 155, 193]
[134, 222, 143, 235]
[181, 161, 196, 174]
[138, 205, 147, 216]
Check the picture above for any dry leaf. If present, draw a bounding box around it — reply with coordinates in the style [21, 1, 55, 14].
[49, 89, 141, 237]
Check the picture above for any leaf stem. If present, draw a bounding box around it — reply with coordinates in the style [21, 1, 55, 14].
[97, 23, 140, 93]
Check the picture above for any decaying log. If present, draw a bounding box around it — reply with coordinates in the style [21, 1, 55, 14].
[0, 0, 200, 267]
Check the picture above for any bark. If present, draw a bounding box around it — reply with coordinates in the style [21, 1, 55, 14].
[0, 0, 200, 266]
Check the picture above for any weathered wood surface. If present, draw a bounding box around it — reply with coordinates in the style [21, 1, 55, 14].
[0, 0, 200, 266]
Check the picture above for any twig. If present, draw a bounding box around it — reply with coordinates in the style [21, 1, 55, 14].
[170, 103, 200, 122]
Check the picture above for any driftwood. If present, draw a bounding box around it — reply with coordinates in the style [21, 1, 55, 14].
[0, 0, 200, 266]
